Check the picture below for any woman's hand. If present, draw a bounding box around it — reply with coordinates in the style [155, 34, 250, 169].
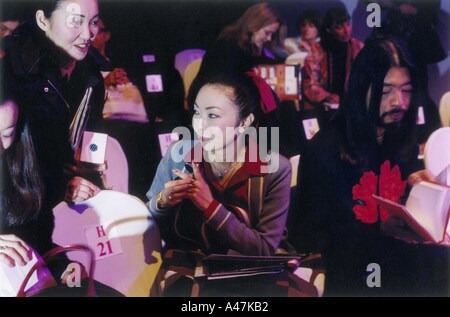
[408, 169, 436, 186]
[185, 163, 214, 211]
[65, 176, 101, 203]
[381, 216, 425, 244]
[159, 170, 194, 207]
[0, 235, 32, 267]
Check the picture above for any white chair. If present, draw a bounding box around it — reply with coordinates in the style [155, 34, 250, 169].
[285, 52, 309, 68]
[423, 127, 450, 241]
[103, 136, 129, 194]
[175, 49, 205, 78]
[424, 127, 450, 186]
[439, 92, 450, 127]
[52, 190, 162, 297]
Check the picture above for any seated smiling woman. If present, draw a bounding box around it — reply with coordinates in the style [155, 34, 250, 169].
[146, 71, 292, 296]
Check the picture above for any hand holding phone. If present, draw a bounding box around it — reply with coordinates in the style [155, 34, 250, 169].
[173, 163, 194, 180]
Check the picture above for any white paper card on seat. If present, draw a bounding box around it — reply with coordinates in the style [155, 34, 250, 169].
[146, 74, 163, 93]
[285, 78, 298, 95]
[80, 132, 108, 164]
[158, 133, 179, 156]
[84, 224, 123, 260]
[302, 118, 320, 140]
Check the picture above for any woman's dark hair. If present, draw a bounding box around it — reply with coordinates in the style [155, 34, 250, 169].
[33, 0, 63, 19]
[297, 9, 322, 33]
[189, 71, 263, 123]
[336, 37, 420, 169]
[0, 91, 44, 226]
[18, 0, 65, 31]
[219, 2, 281, 55]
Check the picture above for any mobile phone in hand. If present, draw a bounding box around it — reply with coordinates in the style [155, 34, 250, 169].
[174, 162, 194, 180]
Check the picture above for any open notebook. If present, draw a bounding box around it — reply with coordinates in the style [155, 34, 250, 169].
[373, 181, 450, 243]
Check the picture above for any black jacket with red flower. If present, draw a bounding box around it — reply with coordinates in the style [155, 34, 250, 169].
[290, 124, 449, 296]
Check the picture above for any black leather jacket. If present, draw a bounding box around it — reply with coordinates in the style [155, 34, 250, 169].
[2, 23, 105, 207]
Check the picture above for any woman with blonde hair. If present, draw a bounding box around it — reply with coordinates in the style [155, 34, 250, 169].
[197, 2, 283, 78]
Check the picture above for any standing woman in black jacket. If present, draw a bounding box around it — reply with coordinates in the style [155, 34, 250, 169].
[2, 0, 105, 208]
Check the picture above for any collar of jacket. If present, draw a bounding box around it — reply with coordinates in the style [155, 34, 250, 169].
[182, 138, 269, 179]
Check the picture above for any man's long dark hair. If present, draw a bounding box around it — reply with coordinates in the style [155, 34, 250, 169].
[335, 37, 420, 170]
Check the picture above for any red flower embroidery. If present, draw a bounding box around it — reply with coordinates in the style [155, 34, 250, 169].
[378, 161, 407, 221]
[352, 171, 378, 223]
[352, 160, 407, 224]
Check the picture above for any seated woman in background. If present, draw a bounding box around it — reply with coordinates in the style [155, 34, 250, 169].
[284, 9, 322, 55]
[291, 10, 339, 112]
[146, 71, 291, 296]
[0, 91, 46, 267]
[197, 2, 283, 78]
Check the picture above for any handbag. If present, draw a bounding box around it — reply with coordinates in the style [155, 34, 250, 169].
[17, 244, 97, 297]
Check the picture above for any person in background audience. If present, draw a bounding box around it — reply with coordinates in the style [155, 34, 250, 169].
[320, 7, 363, 104]
[91, 18, 130, 88]
[291, 10, 339, 125]
[0, 16, 19, 39]
[284, 9, 321, 55]
[0, 2, 22, 58]
[147, 71, 291, 296]
[2, 0, 105, 207]
[291, 38, 449, 296]
[197, 2, 283, 79]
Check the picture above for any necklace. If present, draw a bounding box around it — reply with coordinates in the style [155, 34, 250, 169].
[209, 147, 247, 180]
[211, 163, 231, 179]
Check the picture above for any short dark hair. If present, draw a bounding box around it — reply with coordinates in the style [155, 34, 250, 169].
[322, 7, 350, 31]
[297, 9, 322, 33]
